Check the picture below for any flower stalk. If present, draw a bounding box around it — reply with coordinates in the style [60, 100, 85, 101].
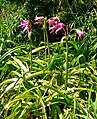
[18, 20, 32, 71]
[28, 31, 32, 71]
[43, 20, 47, 60]
[45, 29, 50, 60]
[65, 37, 68, 90]
[64, 25, 69, 90]
[43, 18, 50, 60]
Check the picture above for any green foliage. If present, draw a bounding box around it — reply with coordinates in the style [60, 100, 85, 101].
[0, 0, 97, 119]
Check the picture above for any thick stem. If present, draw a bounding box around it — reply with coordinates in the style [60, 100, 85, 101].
[43, 19, 50, 60]
[40, 98, 47, 119]
[65, 40, 68, 90]
[45, 30, 50, 60]
[28, 32, 32, 71]
[44, 27, 47, 60]
[60, 63, 63, 85]
[30, 39, 32, 71]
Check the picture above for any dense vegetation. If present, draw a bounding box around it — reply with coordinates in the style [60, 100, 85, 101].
[0, 0, 97, 118]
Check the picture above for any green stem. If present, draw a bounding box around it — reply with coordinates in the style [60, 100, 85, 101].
[43, 27, 47, 60]
[87, 84, 93, 119]
[28, 32, 32, 71]
[45, 30, 50, 60]
[40, 98, 47, 119]
[65, 40, 68, 90]
[60, 63, 63, 85]
[30, 39, 32, 71]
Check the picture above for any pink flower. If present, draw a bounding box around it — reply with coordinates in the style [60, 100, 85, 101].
[75, 29, 86, 39]
[49, 23, 65, 34]
[18, 20, 31, 32]
[48, 16, 60, 27]
[34, 16, 44, 25]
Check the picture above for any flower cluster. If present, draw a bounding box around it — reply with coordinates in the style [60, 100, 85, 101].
[48, 17, 65, 34]
[34, 16, 44, 25]
[18, 16, 86, 39]
[49, 23, 65, 34]
[48, 16, 60, 28]
[75, 29, 86, 39]
[18, 20, 31, 32]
